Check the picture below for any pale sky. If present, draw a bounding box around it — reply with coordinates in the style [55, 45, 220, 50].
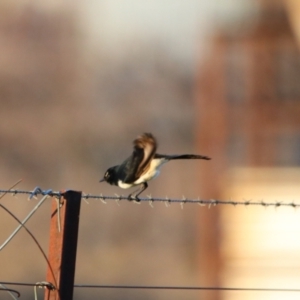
[78, 0, 256, 66]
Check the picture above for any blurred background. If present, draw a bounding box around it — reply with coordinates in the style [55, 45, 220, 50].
[0, 0, 300, 299]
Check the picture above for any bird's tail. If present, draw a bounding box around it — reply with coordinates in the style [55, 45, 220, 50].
[154, 154, 211, 160]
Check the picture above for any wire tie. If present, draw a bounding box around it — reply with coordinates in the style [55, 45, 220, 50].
[35, 281, 55, 290]
[28, 187, 43, 200]
[34, 281, 56, 300]
[43, 189, 53, 196]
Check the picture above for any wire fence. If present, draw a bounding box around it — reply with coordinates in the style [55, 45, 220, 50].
[0, 184, 300, 299]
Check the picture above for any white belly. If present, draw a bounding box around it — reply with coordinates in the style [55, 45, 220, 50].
[118, 171, 159, 189]
[118, 181, 134, 189]
[133, 158, 167, 185]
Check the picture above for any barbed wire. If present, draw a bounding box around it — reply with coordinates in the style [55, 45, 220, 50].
[0, 187, 299, 209]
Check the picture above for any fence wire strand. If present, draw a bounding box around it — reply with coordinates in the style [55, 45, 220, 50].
[1, 281, 300, 293]
[0, 188, 299, 209]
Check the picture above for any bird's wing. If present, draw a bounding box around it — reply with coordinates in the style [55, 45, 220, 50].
[123, 133, 157, 183]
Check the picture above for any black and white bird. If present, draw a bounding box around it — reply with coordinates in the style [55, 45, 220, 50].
[100, 133, 211, 201]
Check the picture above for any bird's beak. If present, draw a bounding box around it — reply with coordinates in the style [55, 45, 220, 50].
[99, 178, 105, 183]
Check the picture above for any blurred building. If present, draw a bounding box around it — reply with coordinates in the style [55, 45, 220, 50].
[1, 0, 300, 300]
[196, 0, 300, 299]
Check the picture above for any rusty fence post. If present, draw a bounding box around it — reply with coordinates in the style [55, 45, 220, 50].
[44, 190, 82, 300]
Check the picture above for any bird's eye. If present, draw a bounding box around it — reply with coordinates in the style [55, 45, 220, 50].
[104, 172, 108, 178]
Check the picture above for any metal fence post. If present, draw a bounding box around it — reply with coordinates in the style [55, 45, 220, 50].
[44, 190, 82, 300]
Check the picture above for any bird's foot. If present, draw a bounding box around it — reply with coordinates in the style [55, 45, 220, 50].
[127, 194, 140, 202]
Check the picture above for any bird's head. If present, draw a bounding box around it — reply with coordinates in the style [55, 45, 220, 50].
[99, 167, 117, 185]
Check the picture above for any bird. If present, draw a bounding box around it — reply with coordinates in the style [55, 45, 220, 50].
[100, 133, 211, 201]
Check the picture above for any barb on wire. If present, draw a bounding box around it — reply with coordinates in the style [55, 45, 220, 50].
[0, 188, 299, 209]
[0, 180, 23, 201]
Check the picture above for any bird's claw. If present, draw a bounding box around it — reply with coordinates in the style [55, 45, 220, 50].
[127, 194, 140, 202]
